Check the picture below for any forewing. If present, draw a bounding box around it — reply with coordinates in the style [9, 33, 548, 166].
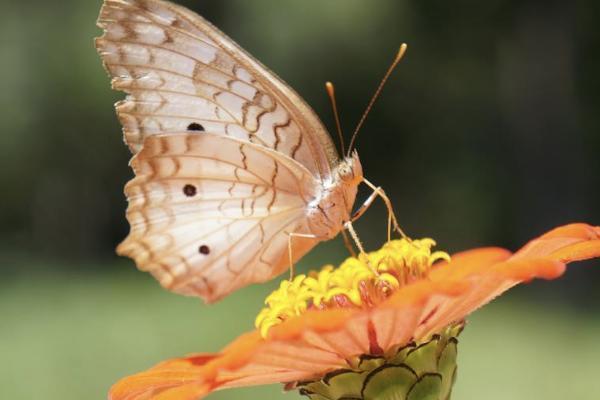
[119, 133, 320, 302]
[96, 0, 338, 179]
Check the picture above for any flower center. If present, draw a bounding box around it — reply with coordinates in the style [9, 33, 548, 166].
[255, 238, 450, 338]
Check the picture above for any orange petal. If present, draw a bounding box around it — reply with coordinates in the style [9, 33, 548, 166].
[549, 239, 600, 263]
[109, 355, 215, 400]
[150, 383, 211, 400]
[269, 308, 358, 340]
[513, 223, 600, 261]
[110, 223, 600, 399]
[182, 281, 474, 392]
[414, 224, 600, 337]
[429, 247, 512, 281]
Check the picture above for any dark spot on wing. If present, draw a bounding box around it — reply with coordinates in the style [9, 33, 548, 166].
[187, 122, 205, 132]
[183, 184, 197, 197]
[199, 245, 210, 255]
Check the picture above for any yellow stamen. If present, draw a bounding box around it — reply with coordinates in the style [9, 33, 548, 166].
[255, 238, 450, 338]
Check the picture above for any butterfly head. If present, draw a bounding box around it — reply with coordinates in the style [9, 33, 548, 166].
[336, 150, 363, 186]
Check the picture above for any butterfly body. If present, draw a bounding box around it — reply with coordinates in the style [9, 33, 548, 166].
[306, 152, 363, 240]
[97, 0, 367, 302]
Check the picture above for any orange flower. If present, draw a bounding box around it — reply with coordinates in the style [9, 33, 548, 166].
[110, 223, 600, 400]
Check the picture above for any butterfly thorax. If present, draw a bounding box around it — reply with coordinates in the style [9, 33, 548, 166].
[307, 151, 363, 239]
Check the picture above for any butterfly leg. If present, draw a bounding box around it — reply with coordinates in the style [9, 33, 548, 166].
[341, 229, 357, 257]
[287, 232, 320, 281]
[352, 178, 407, 241]
[343, 221, 367, 255]
[343, 221, 379, 275]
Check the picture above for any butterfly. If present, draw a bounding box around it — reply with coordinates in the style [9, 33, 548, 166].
[96, 0, 403, 303]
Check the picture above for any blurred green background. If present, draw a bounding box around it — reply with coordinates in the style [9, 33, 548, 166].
[1, 0, 599, 399]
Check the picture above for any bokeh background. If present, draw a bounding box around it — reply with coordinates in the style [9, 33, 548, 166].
[2, 0, 599, 398]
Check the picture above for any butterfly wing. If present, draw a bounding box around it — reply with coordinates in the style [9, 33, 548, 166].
[95, 0, 349, 300]
[96, 0, 339, 180]
[120, 132, 320, 302]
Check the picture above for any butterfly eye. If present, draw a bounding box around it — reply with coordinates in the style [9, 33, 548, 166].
[338, 165, 353, 181]
[183, 184, 197, 197]
[199, 245, 210, 255]
[187, 122, 205, 132]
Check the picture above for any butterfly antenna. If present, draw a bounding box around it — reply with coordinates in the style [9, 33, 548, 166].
[347, 43, 408, 156]
[325, 81, 346, 156]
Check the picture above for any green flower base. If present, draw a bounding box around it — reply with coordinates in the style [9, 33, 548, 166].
[295, 324, 462, 400]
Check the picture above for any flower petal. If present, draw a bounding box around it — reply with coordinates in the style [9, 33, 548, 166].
[110, 223, 600, 399]
[413, 223, 600, 337]
[429, 247, 512, 280]
[109, 355, 215, 400]
[513, 223, 600, 262]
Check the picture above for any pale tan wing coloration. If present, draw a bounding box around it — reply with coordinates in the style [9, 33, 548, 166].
[120, 132, 321, 302]
[96, 0, 339, 180]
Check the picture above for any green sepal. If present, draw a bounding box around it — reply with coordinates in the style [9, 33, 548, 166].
[387, 342, 417, 365]
[437, 338, 458, 399]
[299, 369, 368, 399]
[357, 355, 386, 372]
[406, 373, 443, 400]
[362, 364, 417, 400]
[403, 339, 439, 375]
[295, 323, 463, 400]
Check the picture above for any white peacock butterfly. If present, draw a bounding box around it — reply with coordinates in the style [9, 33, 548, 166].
[96, 0, 406, 303]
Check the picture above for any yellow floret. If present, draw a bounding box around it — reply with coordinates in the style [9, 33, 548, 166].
[255, 238, 450, 338]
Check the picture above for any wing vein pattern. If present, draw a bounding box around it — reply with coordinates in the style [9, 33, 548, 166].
[118, 133, 321, 302]
[95, 0, 353, 302]
[96, 0, 338, 178]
